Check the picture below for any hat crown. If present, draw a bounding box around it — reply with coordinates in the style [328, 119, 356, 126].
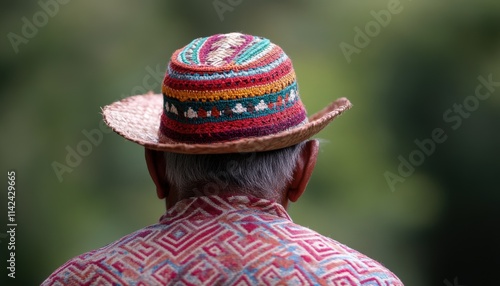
[160, 32, 308, 144]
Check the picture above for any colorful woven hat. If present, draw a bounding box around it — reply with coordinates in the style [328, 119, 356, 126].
[103, 32, 352, 154]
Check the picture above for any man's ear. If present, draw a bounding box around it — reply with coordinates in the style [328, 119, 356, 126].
[144, 148, 169, 199]
[287, 139, 319, 203]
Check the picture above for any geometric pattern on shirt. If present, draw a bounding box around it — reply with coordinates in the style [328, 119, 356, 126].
[41, 195, 404, 286]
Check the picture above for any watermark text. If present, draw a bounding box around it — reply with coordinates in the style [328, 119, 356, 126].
[6, 171, 17, 279]
[385, 73, 499, 192]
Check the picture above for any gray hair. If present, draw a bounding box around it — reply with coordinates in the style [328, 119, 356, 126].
[163, 142, 306, 202]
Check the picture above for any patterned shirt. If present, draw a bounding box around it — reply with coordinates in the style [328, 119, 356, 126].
[42, 195, 404, 285]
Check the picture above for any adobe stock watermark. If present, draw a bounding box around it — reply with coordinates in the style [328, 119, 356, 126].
[52, 64, 164, 182]
[213, 0, 244, 22]
[120, 64, 164, 99]
[7, 0, 71, 54]
[51, 121, 112, 183]
[385, 73, 499, 192]
[339, 0, 412, 64]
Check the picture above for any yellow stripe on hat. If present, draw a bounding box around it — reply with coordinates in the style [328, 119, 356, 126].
[162, 71, 296, 102]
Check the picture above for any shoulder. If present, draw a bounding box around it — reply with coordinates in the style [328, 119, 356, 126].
[41, 224, 163, 285]
[41, 248, 105, 286]
[271, 221, 404, 285]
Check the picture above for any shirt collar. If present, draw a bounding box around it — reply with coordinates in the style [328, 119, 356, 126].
[159, 195, 292, 223]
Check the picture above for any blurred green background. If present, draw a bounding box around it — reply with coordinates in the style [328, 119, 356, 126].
[1, 0, 500, 285]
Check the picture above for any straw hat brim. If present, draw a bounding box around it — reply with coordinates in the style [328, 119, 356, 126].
[102, 93, 352, 154]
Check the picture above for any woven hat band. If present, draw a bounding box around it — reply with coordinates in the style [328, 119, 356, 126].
[160, 86, 307, 143]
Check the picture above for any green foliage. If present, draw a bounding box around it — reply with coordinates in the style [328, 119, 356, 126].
[1, 1, 499, 285]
